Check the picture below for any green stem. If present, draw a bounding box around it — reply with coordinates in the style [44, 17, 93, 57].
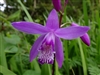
[78, 38, 87, 75]
[70, 67, 75, 75]
[55, 61, 60, 75]
[59, 14, 63, 27]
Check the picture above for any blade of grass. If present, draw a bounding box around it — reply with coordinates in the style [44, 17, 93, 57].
[63, 40, 69, 75]
[95, 10, 100, 28]
[83, 0, 88, 25]
[17, 0, 33, 22]
[55, 61, 61, 75]
[0, 32, 8, 68]
[78, 38, 87, 75]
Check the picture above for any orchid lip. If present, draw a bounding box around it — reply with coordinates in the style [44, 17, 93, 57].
[38, 50, 55, 64]
[37, 33, 55, 64]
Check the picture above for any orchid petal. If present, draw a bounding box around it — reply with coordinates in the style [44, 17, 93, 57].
[46, 9, 59, 30]
[55, 37, 64, 68]
[12, 21, 49, 34]
[52, 0, 62, 11]
[71, 22, 90, 46]
[30, 35, 45, 62]
[55, 26, 90, 40]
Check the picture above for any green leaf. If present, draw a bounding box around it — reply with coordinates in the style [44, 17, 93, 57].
[55, 61, 61, 75]
[0, 65, 16, 75]
[9, 56, 21, 75]
[7, 10, 21, 21]
[0, 11, 7, 17]
[4, 34, 20, 45]
[0, 32, 7, 68]
[5, 46, 18, 53]
[88, 65, 100, 75]
[78, 38, 87, 75]
[30, 59, 41, 73]
[83, 0, 88, 25]
[41, 64, 51, 75]
[23, 70, 41, 75]
[0, 16, 8, 22]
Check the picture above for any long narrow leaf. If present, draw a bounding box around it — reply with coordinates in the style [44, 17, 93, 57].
[0, 65, 16, 75]
[0, 32, 8, 68]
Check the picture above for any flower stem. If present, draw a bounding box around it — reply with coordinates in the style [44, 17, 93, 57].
[70, 67, 75, 75]
[52, 55, 55, 75]
[0, 23, 5, 32]
[78, 38, 87, 75]
[59, 14, 63, 27]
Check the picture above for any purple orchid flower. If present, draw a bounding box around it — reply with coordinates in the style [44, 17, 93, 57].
[71, 22, 90, 46]
[12, 9, 90, 68]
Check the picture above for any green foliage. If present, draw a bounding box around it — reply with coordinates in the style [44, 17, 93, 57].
[88, 65, 100, 75]
[0, 0, 100, 75]
[0, 65, 16, 75]
[23, 70, 41, 75]
[4, 34, 21, 45]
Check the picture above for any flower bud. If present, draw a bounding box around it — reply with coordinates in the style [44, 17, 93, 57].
[52, 0, 62, 11]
